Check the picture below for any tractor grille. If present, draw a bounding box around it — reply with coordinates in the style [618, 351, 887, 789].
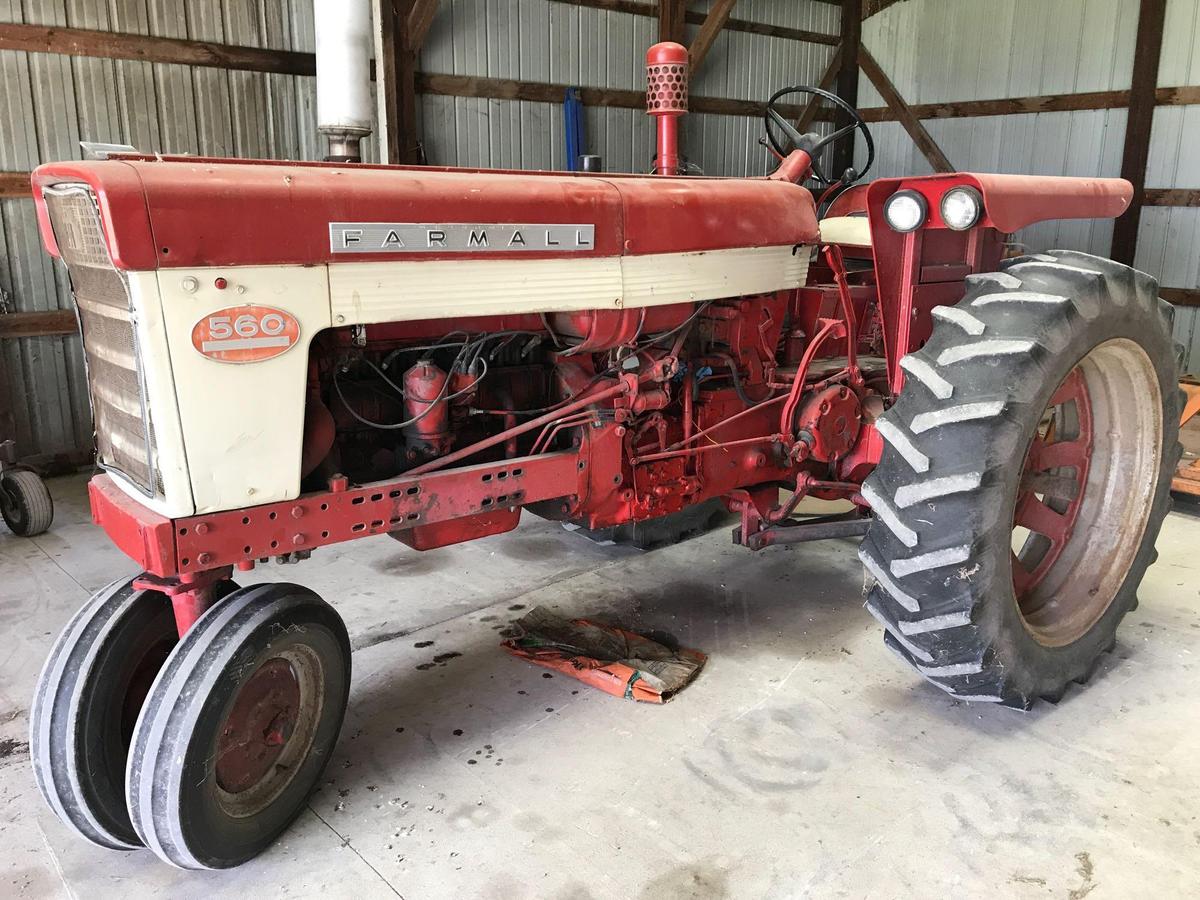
[42, 184, 161, 496]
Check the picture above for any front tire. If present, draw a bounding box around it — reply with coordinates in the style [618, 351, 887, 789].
[861, 251, 1180, 708]
[1, 469, 53, 536]
[126, 583, 350, 869]
[30, 577, 178, 850]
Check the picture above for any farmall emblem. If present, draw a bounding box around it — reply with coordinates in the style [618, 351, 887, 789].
[191, 305, 300, 363]
[329, 222, 595, 253]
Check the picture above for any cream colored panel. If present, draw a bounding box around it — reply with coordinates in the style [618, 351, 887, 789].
[620, 246, 809, 305]
[819, 217, 873, 247]
[156, 266, 332, 514]
[330, 256, 624, 324]
[330, 245, 809, 324]
[117, 272, 194, 518]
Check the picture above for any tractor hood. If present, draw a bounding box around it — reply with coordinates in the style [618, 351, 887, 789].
[31, 156, 821, 271]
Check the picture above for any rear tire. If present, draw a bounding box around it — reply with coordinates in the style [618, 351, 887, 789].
[861, 251, 1180, 708]
[126, 583, 350, 869]
[1, 469, 53, 536]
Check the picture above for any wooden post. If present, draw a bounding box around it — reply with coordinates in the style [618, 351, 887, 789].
[658, 0, 687, 44]
[377, 0, 436, 165]
[831, 0, 861, 180]
[1110, 0, 1167, 266]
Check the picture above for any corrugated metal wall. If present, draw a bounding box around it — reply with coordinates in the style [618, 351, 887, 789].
[0, 0, 330, 458]
[417, 0, 838, 175]
[859, 0, 1200, 371]
[0, 0, 838, 459]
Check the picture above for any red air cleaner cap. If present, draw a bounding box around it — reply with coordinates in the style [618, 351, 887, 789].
[646, 42, 689, 116]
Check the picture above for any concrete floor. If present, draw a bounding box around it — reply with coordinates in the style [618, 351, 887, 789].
[1, 475, 1198, 899]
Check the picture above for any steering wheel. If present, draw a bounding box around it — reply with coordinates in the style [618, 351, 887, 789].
[764, 85, 875, 187]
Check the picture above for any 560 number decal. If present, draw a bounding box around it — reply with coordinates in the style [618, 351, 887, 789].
[191, 305, 301, 364]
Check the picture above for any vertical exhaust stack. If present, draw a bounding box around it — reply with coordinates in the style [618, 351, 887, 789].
[646, 42, 688, 176]
[315, 0, 373, 162]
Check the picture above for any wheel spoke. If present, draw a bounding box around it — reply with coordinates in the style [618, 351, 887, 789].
[1015, 493, 1068, 543]
[1035, 438, 1090, 472]
[1049, 369, 1086, 408]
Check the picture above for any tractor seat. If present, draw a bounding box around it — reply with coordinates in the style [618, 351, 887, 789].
[818, 215, 872, 248]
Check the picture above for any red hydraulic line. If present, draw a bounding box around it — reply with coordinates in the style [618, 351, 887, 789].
[634, 433, 783, 464]
[407, 381, 628, 475]
[666, 394, 788, 452]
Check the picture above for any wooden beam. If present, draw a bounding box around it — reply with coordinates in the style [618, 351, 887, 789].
[0, 22, 313, 76]
[689, 0, 736, 74]
[1111, 0, 1167, 266]
[796, 44, 842, 133]
[0, 172, 31, 200]
[858, 44, 955, 172]
[831, 0, 861, 180]
[0, 310, 77, 339]
[658, 0, 686, 44]
[415, 72, 813, 120]
[407, 0, 441, 51]
[548, 1, 838, 45]
[1162, 288, 1200, 308]
[1144, 188, 1200, 206]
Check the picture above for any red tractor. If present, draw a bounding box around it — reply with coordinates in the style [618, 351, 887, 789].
[28, 42, 1178, 870]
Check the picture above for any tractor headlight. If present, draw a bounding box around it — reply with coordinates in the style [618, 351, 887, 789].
[940, 186, 983, 230]
[884, 190, 927, 233]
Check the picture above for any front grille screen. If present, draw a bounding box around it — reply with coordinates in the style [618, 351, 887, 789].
[43, 185, 161, 496]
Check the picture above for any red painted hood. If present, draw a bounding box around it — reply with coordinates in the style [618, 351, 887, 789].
[31, 156, 820, 271]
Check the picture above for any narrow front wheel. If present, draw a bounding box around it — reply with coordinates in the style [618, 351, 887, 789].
[125, 583, 350, 869]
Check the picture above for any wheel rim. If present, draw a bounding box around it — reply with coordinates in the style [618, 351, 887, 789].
[213, 646, 325, 818]
[1011, 338, 1162, 646]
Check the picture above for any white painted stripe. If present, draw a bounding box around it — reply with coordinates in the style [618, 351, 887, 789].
[972, 291, 1068, 306]
[969, 272, 1021, 290]
[898, 610, 973, 635]
[329, 244, 809, 323]
[859, 545, 922, 613]
[917, 660, 984, 677]
[890, 544, 972, 578]
[200, 336, 291, 352]
[875, 419, 929, 473]
[899, 355, 953, 399]
[865, 599, 934, 662]
[931, 305, 986, 336]
[937, 340, 1035, 365]
[894, 473, 983, 508]
[860, 482, 918, 548]
[911, 401, 1005, 434]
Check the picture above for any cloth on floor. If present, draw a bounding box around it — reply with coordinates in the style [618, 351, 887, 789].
[501, 605, 706, 703]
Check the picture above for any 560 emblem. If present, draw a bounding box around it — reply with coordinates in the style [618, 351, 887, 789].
[191, 305, 300, 363]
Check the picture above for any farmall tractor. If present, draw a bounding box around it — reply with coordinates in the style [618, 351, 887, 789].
[27, 40, 1178, 870]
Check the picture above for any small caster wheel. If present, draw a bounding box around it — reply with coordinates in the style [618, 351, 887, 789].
[126, 583, 351, 869]
[0, 468, 53, 536]
[30, 577, 180, 849]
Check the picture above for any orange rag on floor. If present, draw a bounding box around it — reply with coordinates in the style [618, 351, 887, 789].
[502, 606, 706, 703]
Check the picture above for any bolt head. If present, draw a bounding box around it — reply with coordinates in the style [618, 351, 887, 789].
[195, 522, 209, 535]
[197, 552, 213, 565]
[292, 534, 305, 546]
[291, 506, 304, 519]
